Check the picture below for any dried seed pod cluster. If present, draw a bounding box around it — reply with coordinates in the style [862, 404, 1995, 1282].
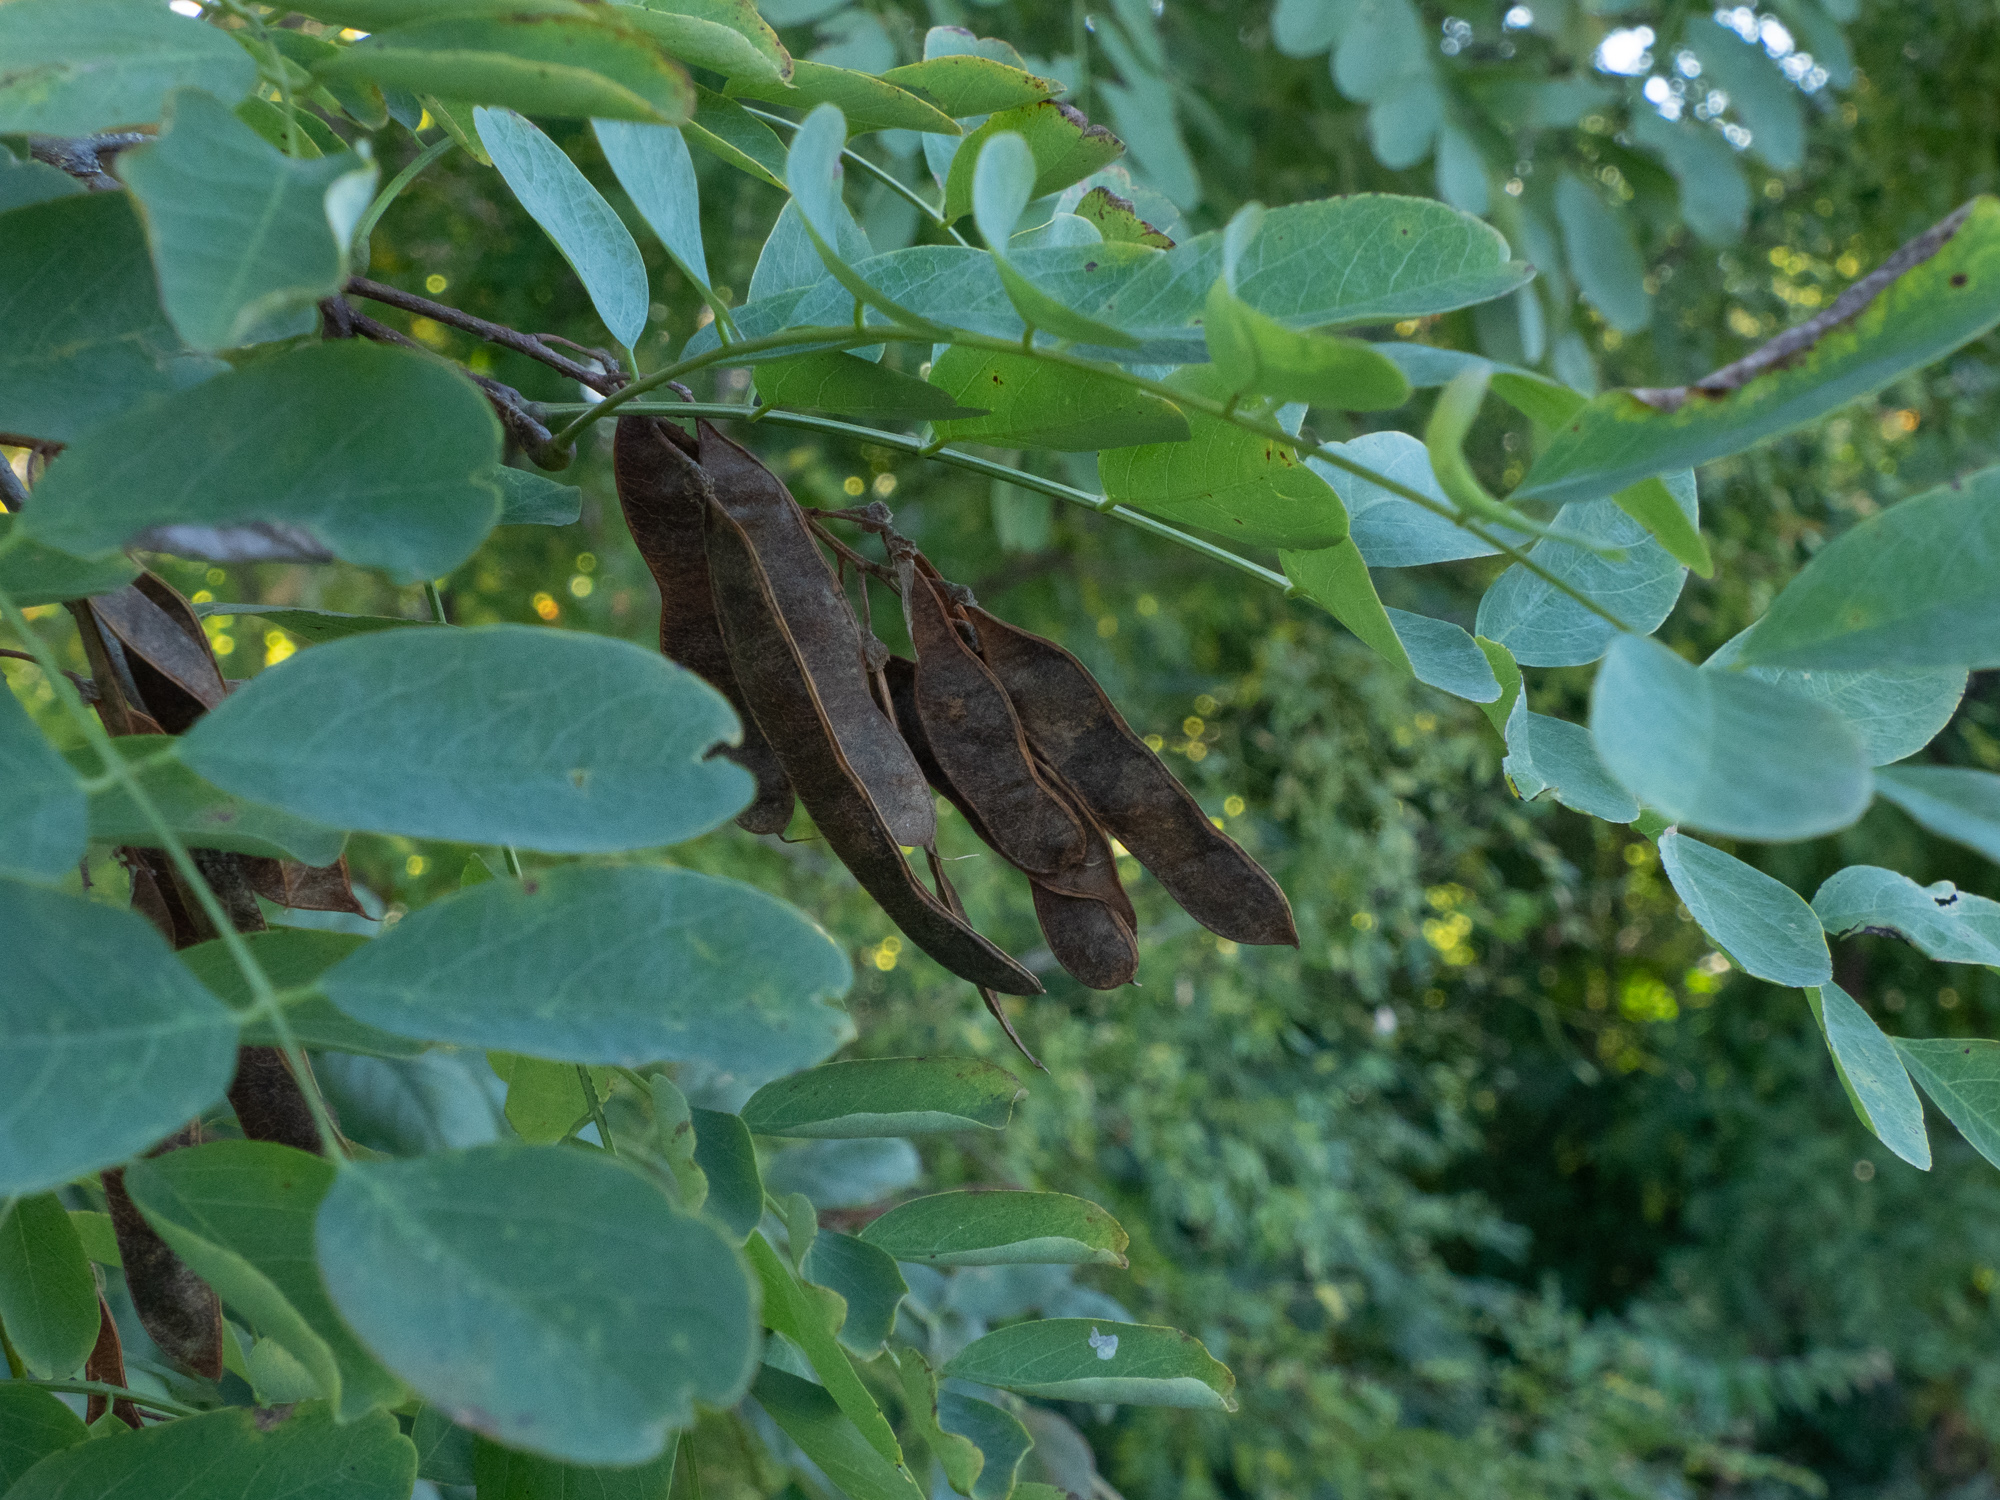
[615, 415, 1297, 1048]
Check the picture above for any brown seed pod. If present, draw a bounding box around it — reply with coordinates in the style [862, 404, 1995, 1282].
[901, 566, 1087, 878]
[966, 607, 1298, 948]
[228, 1047, 325, 1155]
[885, 657, 1138, 991]
[704, 493, 1041, 996]
[103, 1126, 223, 1380]
[239, 853, 369, 916]
[698, 420, 935, 850]
[83, 1294, 142, 1429]
[924, 847, 1044, 1070]
[613, 415, 794, 835]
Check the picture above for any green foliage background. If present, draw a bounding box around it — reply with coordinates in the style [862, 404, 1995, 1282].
[19, 0, 1999, 1494]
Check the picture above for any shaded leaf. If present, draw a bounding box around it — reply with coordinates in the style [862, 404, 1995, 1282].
[1812, 865, 2000, 965]
[1737, 466, 2000, 670]
[0, 877, 239, 1197]
[0, 516, 138, 607]
[492, 465, 583, 527]
[1554, 172, 1649, 334]
[882, 55, 1062, 116]
[685, 83, 789, 189]
[752, 1365, 926, 1500]
[742, 1057, 1025, 1138]
[21, 341, 501, 583]
[801, 1229, 907, 1355]
[1706, 628, 1965, 765]
[0, 1386, 87, 1491]
[1683, 17, 1803, 169]
[1474, 475, 1697, 668]
[944, 1319, 1236, 1410]
[1590, 634, 1873, 840]
[478, 108, 649, 350]
[1314, 431, 1508, 569]
[1, 1403, 413, 1500]
[322, 864, 853, 1072]
[1655, 829, 1831, 987]
[0, 0, 257, 136]
[320, 13, 694, 124]
[692, 1107, 763, 1244]
[179, 625, 748, 852]
[1515, 199, 2000, 507]
[180, 930, 425, 1060]
[745, 1231, 903, 1464]
[76, 736, 346, 866]
[1809, 982, 1931, 1170]
[595, 118, 711, 289]
[894, 1348, 989, 1498]
[614, 0, 789, 86]
[474, 1438, 677, 1500]
[0, 680, 87, 883]
[1503, 699, 1640, 824]
[1628, 105, 1747, 246]
[0, 1195, 98, 1379]
[1875, 765, 2000, 867]
[0, 193, 215, 445]
[119, 88, 372, 352]
[316, 1144, 757, 1465]
[124, 1141, 405, 1422]
[860, 1190, 1129, 1268]
[1386, 608, 1501, 703]
[1894, 1039, 2000, 1172]
[190, 602, 435, 644]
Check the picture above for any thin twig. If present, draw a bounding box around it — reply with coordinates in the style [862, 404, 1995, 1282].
[346, 277, 625, 393]
[28, 132, 150, 190]
[739, 105, 970, 248]
[577, 1067, 616, 1155]
[0, 647, 97, 698]
[349, 135, 455, 266]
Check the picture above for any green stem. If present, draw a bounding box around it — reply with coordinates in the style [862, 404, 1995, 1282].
[502, 845, 524, 879]
[0, 590, 346, 1162]
[679, 1430, 704, 1500]
[545, 320, 1631, 631]
[577, 1067, 615, 1155]
[9, 1377, 204, 1420]
[217, 0, 302, 158]
[351, 136, 455, 263]
[422, 581, 449, 625]
[547, 400, 1291, 589]
[740, 105, 969, 247]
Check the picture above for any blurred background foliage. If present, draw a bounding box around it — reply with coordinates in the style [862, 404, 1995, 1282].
[13, 0, 2000, 1494]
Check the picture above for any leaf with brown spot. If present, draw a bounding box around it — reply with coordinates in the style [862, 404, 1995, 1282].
[699, 420, 935, 848]
[967, 608, 1296, 947]
[612, 414, 793, 835]
[704, 494, 1039, 995]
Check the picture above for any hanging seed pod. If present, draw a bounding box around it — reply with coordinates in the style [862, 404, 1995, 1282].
[102, 1126, 223, 1380]
[613, 415, 794, 835]
[704, 493, 1041, 996]
[698, 420, 935, 850]
[901, 565, 1088, 878]
[966, 607, 1298, 948]
[238, 853, 369, 916]
[885, 657, 1138, 992]
[83, 1294, 142, 1429]
[228, 1047, 324, 1155]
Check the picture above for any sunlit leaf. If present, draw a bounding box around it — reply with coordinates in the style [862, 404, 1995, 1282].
[1655, 829, 1831, 987]
[613, 0, 789, 86]
[883, 54, 1062, 116]
[179, 626, 748, 852]
[1515, 198, 2000, 507]
[1590, 634, 1873, 840]
[929, 347, 1186, 450]
[730, 58, 958, 135]
[742, 1057, 1025, 1138]
[758, 349, 987, 420]
[21, 341, 501, 583]
[860, 1190, 1129, 1268]
[316, 1144, 757, 1465]
[0, 877, 239, 1197]
[944, 1319, 1236, 1410]
[944, 100, 1123, 222]
[320, 13, 694, 124]
[322, 864, 853, 1072]
[1280, 539, 1412, 674]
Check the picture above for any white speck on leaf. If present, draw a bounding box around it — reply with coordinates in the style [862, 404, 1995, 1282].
[1088, 1327, 1118, 1360]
